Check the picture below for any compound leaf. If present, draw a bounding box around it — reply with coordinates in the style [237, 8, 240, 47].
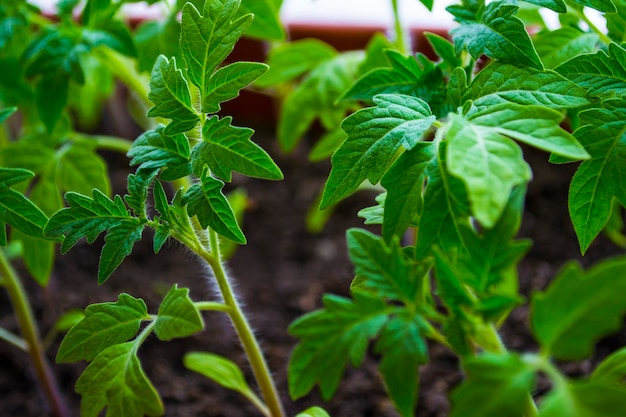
[147, 55, 199, 135]
[321, 94, 435, 209]
[445, 113, 531, 228]
[0, 168, 48, 239]
[531, 257, 626, 360]
[450, 0, 542, 69]
[191, 115, 282, 182]
[540, 380, 626, 417]
[288, 292, 389, 400]
[182, 173, 245, 244]
[57, 293, 148, 363]
[155, 285, 204, 341]
[76, 342, 163, 417]
[45, 190, 131, 252]
[180, 0, 252, 96]
[568, 100, 626, 253]
[464, 62, 591, 109]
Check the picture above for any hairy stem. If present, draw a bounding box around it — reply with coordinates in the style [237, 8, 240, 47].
[0, 249, 70, 417]
[391, 0, 409, 54]
[193, 233, 285, 417]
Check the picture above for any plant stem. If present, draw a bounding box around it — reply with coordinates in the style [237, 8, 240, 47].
[194, 301, 233, 314]
[391, 0, 409, 54]
[194, 233, 285, 417]
[0, 326, 27, 350]
[0, 249, 70, 417]
[572, 7, 612, 45]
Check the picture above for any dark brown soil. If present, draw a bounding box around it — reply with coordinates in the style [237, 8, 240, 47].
[1, 125, 624, 417]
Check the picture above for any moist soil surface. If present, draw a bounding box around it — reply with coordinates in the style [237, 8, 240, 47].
[1, 125, 624, 417]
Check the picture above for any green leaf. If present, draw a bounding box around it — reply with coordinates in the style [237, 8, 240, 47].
[296, 407, 331, 417]
[347, 229, 426, 305]
[99, 219, 144, 284]
[256, 39, 337, 87]
[415, 143, 471, 259]
[433, 247, 475, 314]
[450, 353, 536, 417]
[425, 32, 462, 69]
[539, 380, 626, 417]
[203, 61, 267, 113]
[45, 190, 130, 253]
[76, 342, 163, 417]
[531, 257, 626, 360]
[288, 292, 389, 400]
[154, 285, 204, 341]
[381, 143, 434, 241]
[321, 94, 435, 209]
[341, 50, 442, 102]
[0, 168, 48, 239]
[568, 100, 626, 253]
[134, 15, 181, 73]
[555, 43, 626, 100]
[128, 125, 191, 181]
[468, 103, 589, 160]
[35, 73, 69, 133]
[56, 293, 148, 363]
[125, 168, 159, 219]
[606, 0, 626, 43]
[180, 0, 252, 96]
[183, 352, 262, 406]
[445, 113, 531, 227]
[534, 27, 599, 69]
[464, 62, 591, 109]
[593, 347, 626, 384]
[58, 142, 111, 197]
[450, 0, 543, 69]
[277, 51, 363, 152]
[238, 0, 284, 40]
[569, 0, 616, 12]
[147, 55, 199, 135]
[16, 232, 54, 285]
[191, 115, 283, 182]
[182, 173, 246, 244]
[521, 0, 566, 12]
[375, 312, 429, 417]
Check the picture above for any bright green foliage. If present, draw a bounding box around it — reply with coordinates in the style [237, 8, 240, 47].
[128, 126, 191, 181]
[154, 285, 204, 341]
[568, 100, 626, 252]
[238, 0, 285, 41]
[445, 113, 531, 227]
[182, 172, 246, 244]
[76, 342, 163, 417]
[448, 0, 543, 69]
[147, 55, 200, 135]
[531, 258, 626, 360]
[534, 27, 599, 69]
[0, 167, 48, 244]
[449, 353, 536, 417]
[539, 381, 626, 417]
[463, 62, 591, 109]
[203, 61, 268, 112]
[56, 293, 148, 363]
[184, 352, 263, 407]
[556, 43, 626, 99]
[321, 94, 436, 209]
[288, 292, 389, 400]
[593, 347, 626, 384]
[192, 115, 283, 182]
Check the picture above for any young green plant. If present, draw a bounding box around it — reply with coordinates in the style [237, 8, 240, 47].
[287, 0, 626, 415]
